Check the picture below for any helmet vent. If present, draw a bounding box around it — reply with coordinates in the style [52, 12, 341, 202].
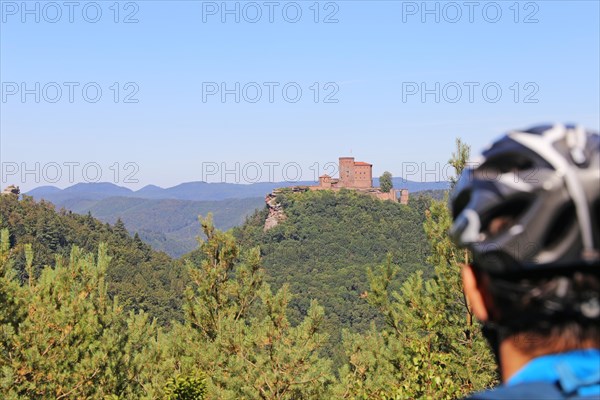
[592, 197, 600, 249]
[523, 124, 555, 135]
[452, 191, 471, 220]
[481, 197, 532, 237]
[481, 153, 535, 174]
[543, 202, 576, 249]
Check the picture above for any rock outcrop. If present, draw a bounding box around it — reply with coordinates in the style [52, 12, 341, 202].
[264, 192, 286, 231]
[264, 187, 309, 231]
[1, 185, 20, 196]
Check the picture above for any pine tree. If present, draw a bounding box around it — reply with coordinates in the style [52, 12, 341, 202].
[171, 214, 334, 399]
[0, 233, 160, 399]
[164, 374, 207, 400]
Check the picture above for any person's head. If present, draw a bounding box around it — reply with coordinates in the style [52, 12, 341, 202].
[449, 124, 600, 374]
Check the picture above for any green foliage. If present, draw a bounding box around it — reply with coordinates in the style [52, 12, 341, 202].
[175, 214, 334, 399]
[379, 171, 393, 193]
[75, 196, 265, 257]
[410, 189, 448, 203]
[449, 137, 470, 189]
[228, 189, 434, 366]
[184, 214, 262, 341]
[0, 139, 498, 398]
[335, 139, 497, 399]
[0, 238, 160, 399]
[1, 205, 335, 399]
[164, 374, 207, 400]
[0, 195, 187, 325]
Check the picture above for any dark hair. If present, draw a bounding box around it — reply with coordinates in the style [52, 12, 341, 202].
[477, 266, 600, 353]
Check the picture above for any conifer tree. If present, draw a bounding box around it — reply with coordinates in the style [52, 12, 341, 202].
[0, 232, 160, 399]
[173, 214, 334, 399]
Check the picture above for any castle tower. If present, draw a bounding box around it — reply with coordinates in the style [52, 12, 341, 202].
[338, 157, 355, 188]
[319, 174, 332, 188]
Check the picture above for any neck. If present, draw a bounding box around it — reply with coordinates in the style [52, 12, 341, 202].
[499, 339, 533, 382]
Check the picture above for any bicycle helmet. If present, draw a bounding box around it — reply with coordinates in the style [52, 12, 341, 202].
[450, 124, 600, 274]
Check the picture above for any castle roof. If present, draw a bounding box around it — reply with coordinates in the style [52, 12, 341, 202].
[354, 162, 372, 166]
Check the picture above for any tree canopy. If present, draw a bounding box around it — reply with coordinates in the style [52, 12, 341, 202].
[379, 171, 393, 193]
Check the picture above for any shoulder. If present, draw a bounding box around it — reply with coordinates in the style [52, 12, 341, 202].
[464, 382, 569, 400]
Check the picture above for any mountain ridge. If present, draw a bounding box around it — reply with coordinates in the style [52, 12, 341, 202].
[23, 180, 448, 257]
[26, 179, 449, 203]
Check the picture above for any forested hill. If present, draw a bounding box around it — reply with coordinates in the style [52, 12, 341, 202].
[188, 189, 435, 362]
[0, 194, 186, 325]
[1, 190, 435, 332]
[1, 180, 496, 398]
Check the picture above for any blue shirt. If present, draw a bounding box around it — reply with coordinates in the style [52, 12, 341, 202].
[507, 349, 600, 397]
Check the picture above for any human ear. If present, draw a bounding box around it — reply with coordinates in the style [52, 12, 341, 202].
[461, 264, 489, 322]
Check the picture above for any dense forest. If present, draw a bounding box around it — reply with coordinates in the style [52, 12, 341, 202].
[77, 196, 265, 257]
[0, 142, 497, 398]
[0, 195, 187, 325]
[222, 189, 435, 365]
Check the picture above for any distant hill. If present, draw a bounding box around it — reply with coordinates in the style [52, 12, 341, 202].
[26, 182, 288, 203]
[27, 183, 134, 204]
[21, 193, 265, 257]
[375, 178, 449, 192]
[26, 179, 449, 203]
[25, 180, 448, 256]
[79, 196, 265, 257]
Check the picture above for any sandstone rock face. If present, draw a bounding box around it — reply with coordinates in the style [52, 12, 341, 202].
[264, 193, 287, 231]
[264, 187, 312, 231]
[1, 185, 20, 196]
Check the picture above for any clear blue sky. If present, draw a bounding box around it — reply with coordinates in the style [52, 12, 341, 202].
[1, 0, 599, 191]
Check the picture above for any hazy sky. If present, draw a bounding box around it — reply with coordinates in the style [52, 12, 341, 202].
[1, 0, 599, 191]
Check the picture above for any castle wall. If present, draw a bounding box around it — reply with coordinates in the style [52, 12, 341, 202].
[353, 165, 372, 188]
[399, 189, 409, 205]
[372, 189, 409, 204]
[374, 189, 395, 202]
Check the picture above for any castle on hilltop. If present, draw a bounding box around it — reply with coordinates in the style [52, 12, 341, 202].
[316, 157, 373, 189]
[264, 157, 409, 231]
[309, 157, 409, 204]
